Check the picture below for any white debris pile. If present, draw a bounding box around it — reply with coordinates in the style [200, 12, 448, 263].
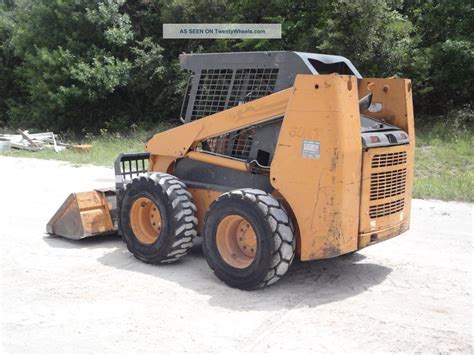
[0, 129, 67, 152]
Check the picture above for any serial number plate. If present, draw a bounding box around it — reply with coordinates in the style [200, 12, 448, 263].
[302, 140, 320, 159]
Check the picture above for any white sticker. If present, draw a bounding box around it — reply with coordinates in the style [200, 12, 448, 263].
[368, 102, 383, 112]
[370, 220, 377, 230]
[302, 140, 320, 159]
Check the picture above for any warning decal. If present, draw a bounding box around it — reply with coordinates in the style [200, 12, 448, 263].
[302, 140, 320, 159]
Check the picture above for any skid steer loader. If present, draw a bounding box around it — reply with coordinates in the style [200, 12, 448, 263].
[47, 51, 415, 290]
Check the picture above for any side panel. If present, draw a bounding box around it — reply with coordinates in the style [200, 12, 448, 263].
[146, 88, 292, 159]
[174, 158, 273, 192]
[146, 89, 292, 173]
[358, 78, 415, 137]
[270, 75, 362, 260]
[187, 188, 222, 233]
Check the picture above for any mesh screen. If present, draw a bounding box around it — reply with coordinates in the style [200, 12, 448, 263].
[191, 69, 233, 120]
[227, 68, 279, 107]
[203, 126, 255, 160]
[190, 68, 279, 120]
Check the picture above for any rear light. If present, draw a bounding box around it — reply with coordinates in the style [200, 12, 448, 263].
[369, 136, 380, 143]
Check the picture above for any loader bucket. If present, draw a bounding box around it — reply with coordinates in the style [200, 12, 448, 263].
[46, 189, 117, 240]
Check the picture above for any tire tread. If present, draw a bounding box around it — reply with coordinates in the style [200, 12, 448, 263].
[123, 172, 197, 264]
[208, 188, 296, 288]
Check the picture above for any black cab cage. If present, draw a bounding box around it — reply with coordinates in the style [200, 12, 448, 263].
[179, 51, 362, 123]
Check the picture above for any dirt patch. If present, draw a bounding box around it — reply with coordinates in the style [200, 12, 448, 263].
[0, 157, 472, 352]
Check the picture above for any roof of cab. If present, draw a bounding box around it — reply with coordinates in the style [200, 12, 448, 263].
[179, 51, 362, 78]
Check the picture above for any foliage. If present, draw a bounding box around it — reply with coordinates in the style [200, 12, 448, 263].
[0, 0, 472, 132]
[2, 0, 134, 131]
[401, 0, 473, 114]
[0, 0, 19, 126]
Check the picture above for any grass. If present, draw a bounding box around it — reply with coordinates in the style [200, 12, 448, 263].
[2, 134, 146, 166]
[413, 126, 473, 202]
[0, 127, 167, 167]
[1, 123, 473, 202]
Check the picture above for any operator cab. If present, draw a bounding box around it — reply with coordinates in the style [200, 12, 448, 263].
[178, 51, 409, 161]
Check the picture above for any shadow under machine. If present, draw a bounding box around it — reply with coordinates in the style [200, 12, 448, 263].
[47, 51, 415, 290]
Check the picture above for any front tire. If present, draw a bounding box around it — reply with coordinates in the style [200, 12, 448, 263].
[202, 189, 296, 290]
[119, 173, 197, 264]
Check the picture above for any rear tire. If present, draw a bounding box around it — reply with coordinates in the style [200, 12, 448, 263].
[119, 173, 197, 264]
[202, 188, 296, 290]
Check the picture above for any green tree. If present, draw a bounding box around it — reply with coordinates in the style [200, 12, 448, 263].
[1, 0, 471, 132]
[401, 0, 473, 113]
[315, 0, 413, 77]
[8, 0, 133, 132]
[124, 0, 232, 125]
[0, 0, 21, 127]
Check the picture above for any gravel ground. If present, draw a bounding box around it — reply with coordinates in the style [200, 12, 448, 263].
[0, 156, 472, 353]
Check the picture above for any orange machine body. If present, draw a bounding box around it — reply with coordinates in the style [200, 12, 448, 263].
[144, 74, 415, 261]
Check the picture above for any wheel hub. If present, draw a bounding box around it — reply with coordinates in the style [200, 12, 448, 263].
[216, 215, 257, 269]
[130, 197, 162, 244]
[236, 220, 257, 258]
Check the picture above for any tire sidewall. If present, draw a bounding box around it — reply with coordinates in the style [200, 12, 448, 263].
[120, 178, 175, 261]
[203, 196, 275, 289]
